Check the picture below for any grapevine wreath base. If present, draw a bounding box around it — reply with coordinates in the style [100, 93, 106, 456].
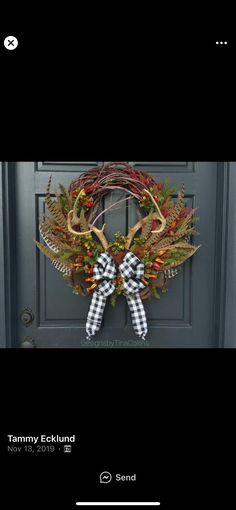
[36, 162, 200, 340]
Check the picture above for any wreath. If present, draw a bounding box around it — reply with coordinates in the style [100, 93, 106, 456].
[36, 162, 200, 340]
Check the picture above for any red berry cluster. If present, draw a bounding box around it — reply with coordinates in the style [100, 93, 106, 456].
[71, 190, 93, 208]
[152, 262, 161, 271]
[74, 251, 95, 274]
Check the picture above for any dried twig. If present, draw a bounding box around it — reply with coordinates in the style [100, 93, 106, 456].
[91, 196, 133, 226]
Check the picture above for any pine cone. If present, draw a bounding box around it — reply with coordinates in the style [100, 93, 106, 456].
[108, 248, 128, 266]
[152, 272, 166, 288]
[133, 245, 146, 258]
[140, 286, 152, 300]
[72, 270, 88, 294]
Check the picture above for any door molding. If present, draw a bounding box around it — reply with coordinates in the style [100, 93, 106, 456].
[0, 162, 17, 347]
[219, 162, 236, 347]
[0, 163, 7, 346]
[0, 162, 235, 348]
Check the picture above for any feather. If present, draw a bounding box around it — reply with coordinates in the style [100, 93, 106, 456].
[164, 184, 185, 231]
[35, 241, 73, 270]
[59, 183, 72, 209]
[163, 244, 201, 269]
[51, 259, 72, 275]
[140, 213, 153, 240]
[153, 229, 195, 249]
[79, 209, 89, 232]
[177, 208, 198, 233]
[145, 230, 163, 247]
[40, 227, 75, 252]
[35, 240, 61, 261]
[39, 224, 60, 253]
[45, 176, 67, 228]
[164, 267, 181, 279]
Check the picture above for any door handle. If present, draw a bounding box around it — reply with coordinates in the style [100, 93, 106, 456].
[20, 307, 35, 327]
[20, 336, 36, 348]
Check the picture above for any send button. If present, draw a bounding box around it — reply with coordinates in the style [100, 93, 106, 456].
[116, 474, 136, 482]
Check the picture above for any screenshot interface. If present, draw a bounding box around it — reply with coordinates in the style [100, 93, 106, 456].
[0, 24, 234, 510]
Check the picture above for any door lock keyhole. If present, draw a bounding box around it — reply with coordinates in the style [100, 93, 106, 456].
[20, 307, 34, 326]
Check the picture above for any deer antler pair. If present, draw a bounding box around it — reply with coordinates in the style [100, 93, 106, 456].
[66, 188, 166, 252]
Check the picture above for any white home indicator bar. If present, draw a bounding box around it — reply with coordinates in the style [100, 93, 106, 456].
[76, 504, 160, 507]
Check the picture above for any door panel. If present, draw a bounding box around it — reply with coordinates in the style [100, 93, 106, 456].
[15, 162, 218, 348]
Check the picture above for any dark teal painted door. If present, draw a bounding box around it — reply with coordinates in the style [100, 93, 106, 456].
[15, 162, 218, 347]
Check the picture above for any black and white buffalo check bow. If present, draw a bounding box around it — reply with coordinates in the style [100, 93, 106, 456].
[86, 251, 148, 341]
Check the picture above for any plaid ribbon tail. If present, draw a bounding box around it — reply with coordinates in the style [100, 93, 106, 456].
[85, 252, 117, 340]
[119, 251, 148, 340]
[85, 251, 148, 341]
[126, 294, 148, 341]
[86, 291, 107, 340]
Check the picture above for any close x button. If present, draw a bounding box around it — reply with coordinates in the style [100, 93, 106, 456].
[3, 36, 18, 50]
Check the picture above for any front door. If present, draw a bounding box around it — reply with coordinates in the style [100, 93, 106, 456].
[14, 161, 219, 347]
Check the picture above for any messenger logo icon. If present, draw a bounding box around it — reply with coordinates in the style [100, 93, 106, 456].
[100, 471, 112, 484]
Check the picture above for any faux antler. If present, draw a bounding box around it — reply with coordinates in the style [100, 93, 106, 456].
[89, 224, 109, 251]
[143, 189, 166, 233]
[71, 189, 84, 226]
[125, 218, 146, 249]
[125, 212, 159, 249]
[67, 210, 92, 236]
[67, 189, 93, 234]
[67, 210, 109, 251]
